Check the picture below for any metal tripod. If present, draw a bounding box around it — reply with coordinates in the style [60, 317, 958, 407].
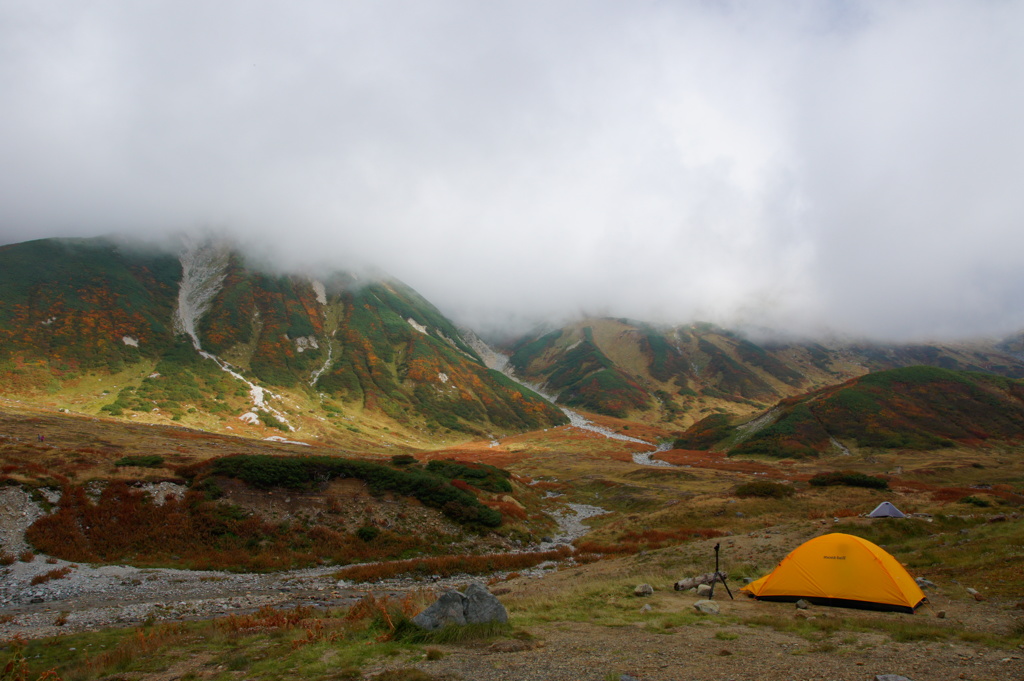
[708, 542, 734, 600]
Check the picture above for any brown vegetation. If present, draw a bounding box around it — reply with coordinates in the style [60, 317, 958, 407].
[25, 481, 445, 571]
[335, 546, 573, 582]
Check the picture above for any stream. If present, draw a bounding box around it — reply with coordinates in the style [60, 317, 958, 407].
[497, 367, 675, 469]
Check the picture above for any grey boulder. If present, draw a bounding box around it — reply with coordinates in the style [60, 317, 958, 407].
[412, 591, 467, 630]
[413, 583, 508, 631]
[464, 582, 509, 625]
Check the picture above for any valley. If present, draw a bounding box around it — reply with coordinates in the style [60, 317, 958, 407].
[1, 393, 1023, 680]
[2, 237, 1024, 680]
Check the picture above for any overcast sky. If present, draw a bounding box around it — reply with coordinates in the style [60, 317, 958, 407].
[2, 1, 1023, 341]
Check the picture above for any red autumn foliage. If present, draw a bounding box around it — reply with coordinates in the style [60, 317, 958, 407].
[335, 546, 573, 582]
[484, 500, 528, 521]
[25, 481, 437, 571]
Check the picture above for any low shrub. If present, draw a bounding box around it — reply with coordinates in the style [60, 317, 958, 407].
[356, 526, 380, 542]
[114, 455, 165, 468]
[186, 454, 503, 528]
[29, 567, 72, 586]
[425, 459, 512, 494]
[809, 471, 889, 490]
[735, 481, 795, 499]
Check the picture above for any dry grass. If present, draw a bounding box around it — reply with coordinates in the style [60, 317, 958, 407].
[335, 546, 573, 582]
[29, 567, 72, 586]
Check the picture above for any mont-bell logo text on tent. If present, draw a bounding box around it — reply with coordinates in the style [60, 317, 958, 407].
[822, 555, 846, 560]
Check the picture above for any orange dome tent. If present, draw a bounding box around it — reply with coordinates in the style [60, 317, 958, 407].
[740, 533, 926, 613]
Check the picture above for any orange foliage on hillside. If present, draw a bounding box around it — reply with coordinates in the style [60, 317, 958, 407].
[25, 481, 432, 570]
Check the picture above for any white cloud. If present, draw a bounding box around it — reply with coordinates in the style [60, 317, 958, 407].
[1, 0, 1023, 341]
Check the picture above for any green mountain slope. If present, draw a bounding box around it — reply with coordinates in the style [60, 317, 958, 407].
[0, 237, 566, 440]
[505, 319, 1024, 426]
[674, 366, 1024, 458]
[0, 238, 181, 373]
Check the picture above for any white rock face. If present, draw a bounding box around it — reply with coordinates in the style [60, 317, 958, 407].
[294, 336, 319, 353]
[311, 280, 327, 305]
[173, 240, 230, 350]
[407, 318, 428, 334]
[121, 336, 139, 347]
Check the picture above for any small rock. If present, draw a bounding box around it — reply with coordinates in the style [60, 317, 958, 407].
[634, 583, 654, 597]
[693, 600, 720, 615]
[875, 676, 915, 681]
[936, 610, 946, 619]
[988, 514, 1007, 523]
[972, 592, 985, 602]
[696, 584, 713, 597]
[915, 577, 937, 589]
[795, 599, 811, 610]
[620, 675, 640, 681]
[640, 604, 652, 613]
[966, 587, 979, 595]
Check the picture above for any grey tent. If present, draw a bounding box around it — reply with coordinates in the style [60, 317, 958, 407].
[868, 501, 906, 518]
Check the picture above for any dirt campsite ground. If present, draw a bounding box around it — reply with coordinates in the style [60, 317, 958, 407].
[3, 513, 1022, 681]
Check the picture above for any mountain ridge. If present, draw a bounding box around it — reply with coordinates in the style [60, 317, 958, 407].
[503, 317, 1024, 427]
[0, 237, 566, 444]
[5, 235, 1024, 447]
[671, 365, 1024, 459]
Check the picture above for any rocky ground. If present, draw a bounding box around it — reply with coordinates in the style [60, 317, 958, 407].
[2, 488, 1023, 680]
[0, 488, 587, 641]
[365, 617, 1024, 681]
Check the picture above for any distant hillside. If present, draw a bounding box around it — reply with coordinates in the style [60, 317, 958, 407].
[504, 319, 1024, 426]
[0, 237, 566, 441]
[674, 366, 1024, 458]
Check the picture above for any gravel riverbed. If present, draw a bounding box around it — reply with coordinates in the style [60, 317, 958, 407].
[0, 489, 606, 640]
